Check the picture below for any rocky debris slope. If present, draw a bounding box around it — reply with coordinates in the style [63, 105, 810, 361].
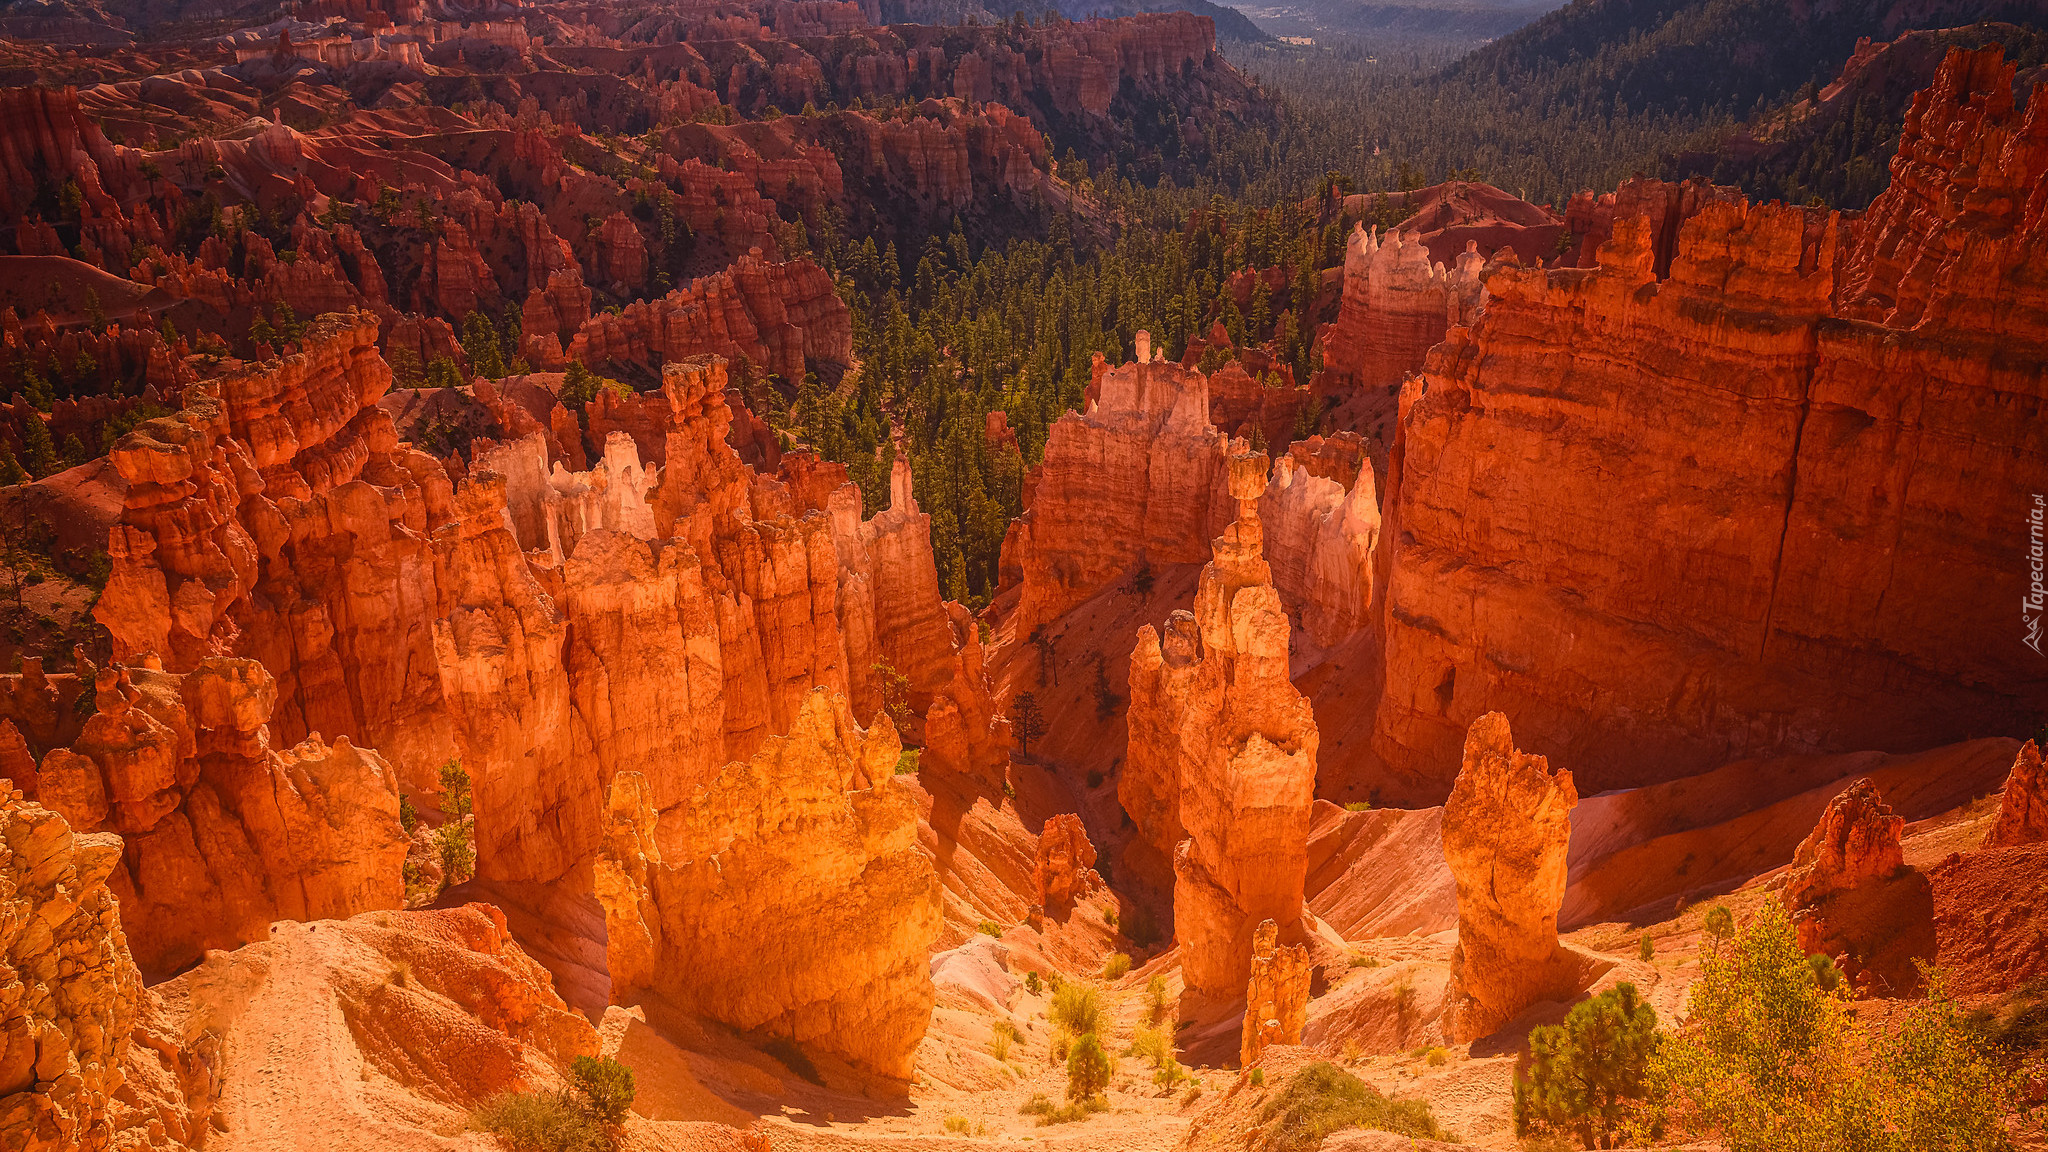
[594, 688, 941, 1082]
[1124, 450, 1319, 1001]
[122, 905, 599, 1151]
[1, 655, 406, 980]
[0, 789, 141, 1152]
[1441, 712, 1589, 1043]
[1372, 46, 2048, 801]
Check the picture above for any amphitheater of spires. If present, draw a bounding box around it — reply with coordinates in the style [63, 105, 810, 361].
[0, 0, 2045, 1147]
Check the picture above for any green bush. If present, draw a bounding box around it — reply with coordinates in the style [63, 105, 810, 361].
[471, 1090, 608, 1152]
[1255, 1061, 1450, 1150]
[1657, 902, 2018, 1152]
[1638, 933, 1656, 961]
[1703, 904, 1735, 948]
[1514, 982, 1660, 1147]
[1051, 982, 1101, 1035]
[570, 1056, 635, 1124]
[1102, 952, 1132, 980]
[1066, 1032, 1111, 1101]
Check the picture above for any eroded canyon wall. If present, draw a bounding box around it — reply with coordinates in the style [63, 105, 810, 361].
[1372, 46, 2048, 801]
[89, 315, 995, 889]
[594, 689, 941, 1081]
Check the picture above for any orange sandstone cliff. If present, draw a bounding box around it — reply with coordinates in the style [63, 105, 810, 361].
[1372, 46, 2048, 801]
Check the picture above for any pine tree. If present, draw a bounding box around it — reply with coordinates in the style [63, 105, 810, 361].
[19, 414, 59, 478]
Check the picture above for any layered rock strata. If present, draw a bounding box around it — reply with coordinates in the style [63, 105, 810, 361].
[1441, 712, 1581, 1043]
[91, 316, 994, 887]
[1374, 47, 2048, 800]
[1125, 450, 1318, 999]
[594, 689, 941, 1081]
[1005, 335, 1231, 639]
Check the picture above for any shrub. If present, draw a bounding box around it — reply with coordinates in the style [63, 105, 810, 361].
[1514, 982, 1659, 1148]
[1343, 801, 1372, 812]
[1250, 1068, 1265, 1087]
[471, 1090, 608, 1152]
[1024, 971, 1043, 995]
[1422, 1046, 1448, 1067]
[893, 748, 919, 775]
[1255, 1061, 1451, 1150]
[1102, 952, 1132, 980]
[990, 1029, 1011, 1062]
[1155, 1052, 1189, 1088]
[570, 1056, 635, 1125]
[1651, 902, 2027, 1152]
[1128, 1025, 1170, 1066]
[1051, 983, 1101, 1035]
[1638, 933, 1656, 961]
[1145, 974, 1170, 1024]
[1703, 904, 1735, 948]
[942, 1115, 970, 1134]
[978, 920, 1003, 937]
[1050, 1026, 1073, 1064]
[1066, 1032, 1111, 1101]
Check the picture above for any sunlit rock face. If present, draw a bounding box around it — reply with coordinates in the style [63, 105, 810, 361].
[1373, 46, 2048, 803]
[1123, 449, 1318, 1001]
[1441, 712, 1580, 1044]
[595, 689, 942, 1081]
[3, 656, 405, 979]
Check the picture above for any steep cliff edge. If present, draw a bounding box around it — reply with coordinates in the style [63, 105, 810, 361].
[1372, 46, 2048, 801]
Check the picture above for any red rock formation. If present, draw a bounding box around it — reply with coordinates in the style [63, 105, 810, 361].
[1320, 223, 1485, 395]
[1562, 177, 1742, 275]
[1259, 433, 1378, 648]
[1783, 778, 1905, 912]
[8, 657, 408, 978]
[1373, 48, 2047, 801]
[1441, 712, 1583, 1043]
[594, 689, 941, 1080]
[566, 252, 850, 385]
[1239, 918, 1310, 1068]
[1126, 451, 1318, 999]
[1984, 741, 2047, 848]
[1006, 335, 1230, 639]
[1779, 777, 1928, 993]
[0, 788, 140, 1152]
[1032, 812, 1102, 914]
